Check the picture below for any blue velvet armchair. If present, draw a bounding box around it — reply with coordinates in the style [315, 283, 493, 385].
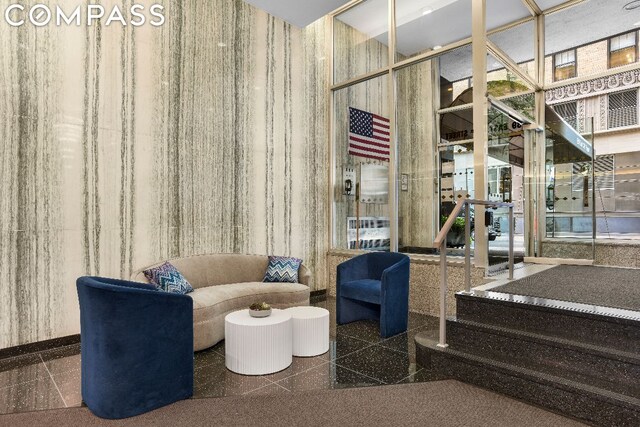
[336, 252, 410, 338]
[76, 276, 193, 419]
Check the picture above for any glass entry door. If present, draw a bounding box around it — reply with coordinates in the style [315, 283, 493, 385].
[485, 106, 529, 271]
[537, 108, 595, 261]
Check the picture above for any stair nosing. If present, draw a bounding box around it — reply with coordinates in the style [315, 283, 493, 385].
[457, 290, 640, 323]
[425, 342, 640, 409]
[450, 317, 640, 364]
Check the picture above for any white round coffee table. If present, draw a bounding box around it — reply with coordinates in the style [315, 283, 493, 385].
[224, 309, 292, 375]
[286, 306, 330, 357]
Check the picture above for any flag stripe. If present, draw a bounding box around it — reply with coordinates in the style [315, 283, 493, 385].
[373, 119, 389, 127]
[372, 114, 390, 123]
[348, 135, 391, 149]
[348, 142, 390, 156]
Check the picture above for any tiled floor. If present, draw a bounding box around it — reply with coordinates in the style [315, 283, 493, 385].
[0, 297, 447, 415]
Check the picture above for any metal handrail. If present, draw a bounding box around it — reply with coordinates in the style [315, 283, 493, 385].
[434, 198, 515, 348]
[434, 201, 466, 247]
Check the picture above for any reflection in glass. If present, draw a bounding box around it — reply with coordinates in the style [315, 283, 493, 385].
[486, 54, 534, 100]
[440, 49, 534, 110]
[438, 44, 473, 106]
[543, 108, 594, 249]
[486, 107, 527, 266]
[334, 0, 389, 84]
[488, 20, 536, 80]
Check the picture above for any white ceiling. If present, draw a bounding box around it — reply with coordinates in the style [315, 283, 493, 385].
[242, 0, 350, 27]
[242, 0, 640, 83]
[337, 0, 559, 57]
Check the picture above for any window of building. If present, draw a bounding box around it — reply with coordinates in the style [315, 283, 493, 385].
[553, 50, 576, 81]
[609, 32, 637, 68]
[608, 89, 638, 129]
[553, 101, 578, 130]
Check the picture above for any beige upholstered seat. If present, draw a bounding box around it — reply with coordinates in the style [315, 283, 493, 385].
[131, 254, 311, 351]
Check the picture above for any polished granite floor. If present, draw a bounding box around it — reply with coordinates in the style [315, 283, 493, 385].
[0, 297, 446, 415]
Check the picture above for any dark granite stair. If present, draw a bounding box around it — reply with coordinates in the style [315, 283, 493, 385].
[415, 291, 640, 427]
[447, 319, 640, 398]
[456, 291, 640, 354]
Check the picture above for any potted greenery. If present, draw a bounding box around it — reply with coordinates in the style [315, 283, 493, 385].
[441, 215, 469, 248]
[249, 302, 272, 318]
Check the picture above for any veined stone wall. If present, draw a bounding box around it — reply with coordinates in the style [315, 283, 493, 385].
[0, 0, 329, 349]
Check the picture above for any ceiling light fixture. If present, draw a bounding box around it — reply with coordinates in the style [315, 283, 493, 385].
[634, 21, 640, 26]
[624, 0, 640, 10]
[422, 9, 433, 15]
[433, 45, 442, 50]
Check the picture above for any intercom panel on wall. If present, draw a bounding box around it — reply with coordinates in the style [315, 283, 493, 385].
[343, 166, 356, 196]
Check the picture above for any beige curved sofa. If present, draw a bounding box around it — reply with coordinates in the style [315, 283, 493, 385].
[131, 253, 311, 351]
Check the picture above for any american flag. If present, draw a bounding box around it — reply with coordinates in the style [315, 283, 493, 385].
[348, 107, 390, 162]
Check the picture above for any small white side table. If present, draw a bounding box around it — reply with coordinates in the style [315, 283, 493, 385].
[225, 309, 292, 375]
[286, 306, 330, 357]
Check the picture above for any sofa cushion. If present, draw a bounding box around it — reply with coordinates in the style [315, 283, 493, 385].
[340, 279, 382, 305]
[143, 262, 194, 294]
[190, 281, 308, 312]
[263, 256, 302, 283]
[189, 281, 310, 351]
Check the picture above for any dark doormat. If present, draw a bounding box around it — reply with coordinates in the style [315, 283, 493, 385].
[490, 265, 640, 312]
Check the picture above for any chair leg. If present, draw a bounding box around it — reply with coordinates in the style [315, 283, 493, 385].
[380, 300, 408, 338]
[337, 296, 380, 325]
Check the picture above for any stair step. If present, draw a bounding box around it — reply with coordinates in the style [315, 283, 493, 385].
[447, 319, 640, 398]
[416, 334, 640, 427]
[455, 291, 640, 354]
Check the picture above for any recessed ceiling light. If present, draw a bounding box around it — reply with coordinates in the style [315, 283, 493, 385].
[433, 45, 443, 50]
[217, 42, 227, 47]
[422, 9, 433, 15]
[634, 21, 640, 26]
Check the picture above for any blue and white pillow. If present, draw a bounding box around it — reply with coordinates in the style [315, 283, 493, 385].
[143, 262, 194, 294]
[263, 256, 302, 283]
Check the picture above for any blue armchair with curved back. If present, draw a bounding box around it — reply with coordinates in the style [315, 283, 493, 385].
[76, 276, 193, 419]
[336, 252, 410, 338]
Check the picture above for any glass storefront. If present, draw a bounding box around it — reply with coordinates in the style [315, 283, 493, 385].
[330, 0, 640, 266]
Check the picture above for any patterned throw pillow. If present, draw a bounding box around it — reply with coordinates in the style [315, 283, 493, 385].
[263, 256, 303, 283]
[143, 262, 194, 294]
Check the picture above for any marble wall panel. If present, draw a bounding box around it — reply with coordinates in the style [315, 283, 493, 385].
[333, 19, 389, 84]
[541, 240, 640, 268]
[0, 0, 329, 348]
[0, 2, 65, 348]
[301, 17, 330, 290]
[397, 59, 438, 249]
